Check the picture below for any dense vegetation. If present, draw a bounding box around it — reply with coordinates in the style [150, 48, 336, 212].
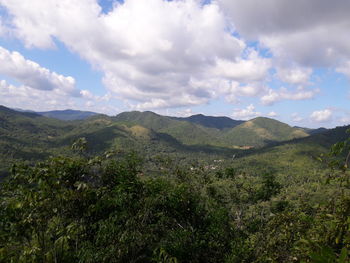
[1, 105, 350, 262]
[114, 111, 309, 148]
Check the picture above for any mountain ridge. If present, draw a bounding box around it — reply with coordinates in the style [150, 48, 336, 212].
[11, 107, 100, 121]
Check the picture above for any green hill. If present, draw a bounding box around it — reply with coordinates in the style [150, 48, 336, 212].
[114, 111, 223, 146]
[228, 124, 350, 195]
[2, 106, 330, 177]
[0, 106, 240, 176]
[221, 117, 309, 147]
[1, 105, 350, 261]
[114, 112, 310, 148]
[171, 114, 244, 129]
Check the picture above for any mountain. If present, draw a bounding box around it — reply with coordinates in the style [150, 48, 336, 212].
[114, 111, 224, 146]
[0, 106, 73, 175]
[0, 106, 238, 177]
[2, 104, 350, 262]
[114, 112, 311, 148]
[171, 114, 244, 130]
[3, 105, 337, 177]
[221, 117, 309, 147]
[37, 109, 99, 120]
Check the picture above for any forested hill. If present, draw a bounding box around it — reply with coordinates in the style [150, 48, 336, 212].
[0, 105, 335, 177]
[221, 117, 309, 147]
[1, 104, 350, 262]
[114, 111, 310, 147]
[171, 113, 244, 129]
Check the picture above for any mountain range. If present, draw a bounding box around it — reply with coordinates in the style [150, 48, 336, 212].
[1, 105, 347, 177]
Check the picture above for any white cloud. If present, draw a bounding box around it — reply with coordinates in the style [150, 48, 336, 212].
[0, 46, 78, 95]
[267, 111, 277, 117]
[174, 108, 195, 117]
[261, 87, 319, 105]
[212, 51, 271, 82]
[3, 0, 343, 111]
[218, 0, 350, 74]
[291, 113, 303, 122]
[222, 81, 267, 104]
[0, 79, 119, 114]
[0, 0, 271, 109]
[0, 79, 75, 110]
[276, 66, 312, 85]
[232, 104, 261, 120]
[336, 61, 350, 78]
[339, 116, 350, 124]
[310, 109, 333, 122]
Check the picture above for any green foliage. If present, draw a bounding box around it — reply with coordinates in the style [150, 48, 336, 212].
[0, 153, 233, 262]
[1, 105, 350, 262]
[114, 111, 309, 148]
[221, 117, 309, 147]
[172, 114, 243, 130]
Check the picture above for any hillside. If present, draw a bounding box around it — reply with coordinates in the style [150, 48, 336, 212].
[37, 109, 99, 120]
[114, 112, 310, 148]
[1, 104, 350, 262]
[1, 113, 349, 262]
[171, 114, 244, 129]
[114, 111, 224, 146]
[0, 105, 337, 178]
[0, 106, 239, 176]
[221, 117, 309, 147]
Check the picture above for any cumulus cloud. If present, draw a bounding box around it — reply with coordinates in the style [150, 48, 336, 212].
[232, 104, 261, 120]
[336, 61, 350, 78]
[276, 66, 312, 85]
[221, 81, 267, 104]
[291, 113, 303, 122]
[267, 111, 277, 117]
[261, 87, 319, 105]
[174, 108, 195, 117]
[310, 109, 333, 122]
[0, 79, 118, 114]
[218, 0, 350, 75]
[0, 0, 271, 109]
[339, 116, 350, 124]
[0, 46, 78, 95]
[0, 79, 76, 110]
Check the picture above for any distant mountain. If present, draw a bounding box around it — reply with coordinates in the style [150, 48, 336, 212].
[300, 124, 350, 148]
[171, 114, 244, 130]
[0, 106, 237, 177]
[37, 109, 99, 121]
[1, 104, 348, 180]
[306, 127, 328, 135]
[221, 117, 309, 147]
[114, 111, 224, 146]
[114, 112, 310, 148]
[0, 105, 73, 175]
[12, 108, 99, 120]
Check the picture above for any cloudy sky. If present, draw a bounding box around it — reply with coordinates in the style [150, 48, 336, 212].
[0, 0, 349, 128]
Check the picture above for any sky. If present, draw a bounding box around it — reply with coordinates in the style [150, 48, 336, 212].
[0, 0, 349, 128]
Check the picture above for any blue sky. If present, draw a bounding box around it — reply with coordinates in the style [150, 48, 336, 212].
[0, 0, 349, 128]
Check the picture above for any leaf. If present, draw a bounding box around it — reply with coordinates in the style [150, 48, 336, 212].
[339, 248, 348, 263]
